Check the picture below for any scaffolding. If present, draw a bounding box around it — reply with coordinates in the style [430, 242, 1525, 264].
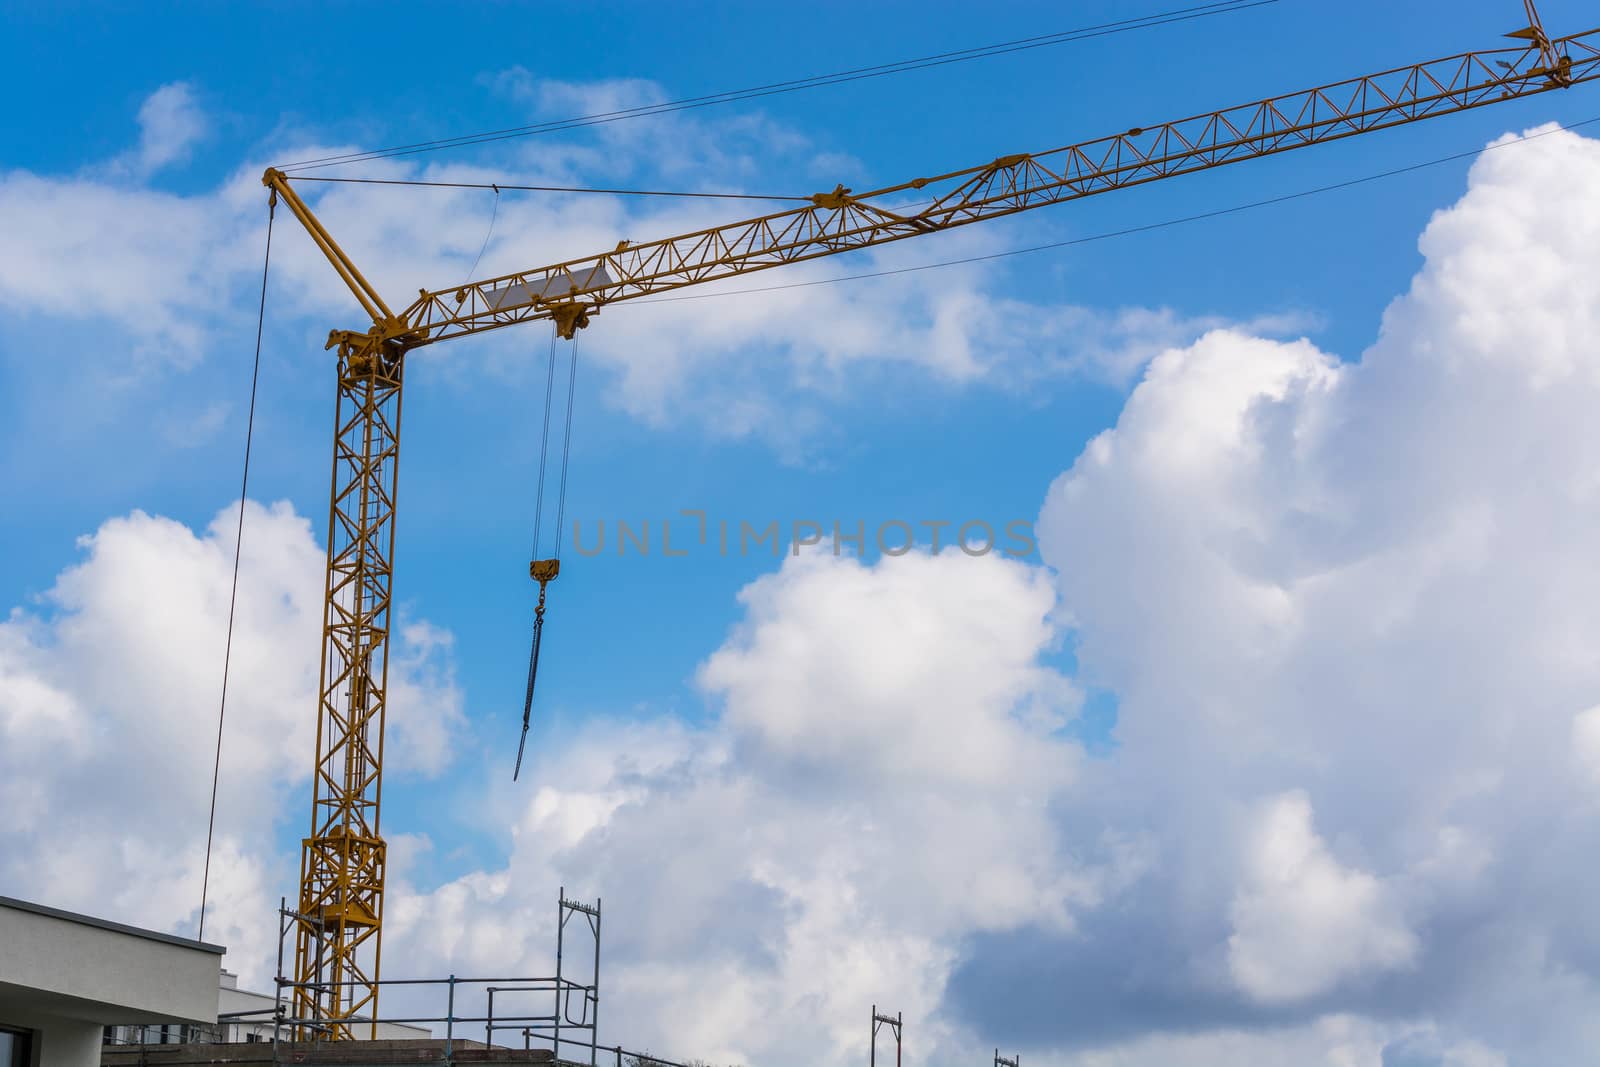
[224, 889, 1029, 1067]
[869, 1007, 902, 1067]
[269, 888, 605, 1064]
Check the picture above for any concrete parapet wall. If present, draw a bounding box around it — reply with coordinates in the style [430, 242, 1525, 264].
[102, 1041, 560, 1067]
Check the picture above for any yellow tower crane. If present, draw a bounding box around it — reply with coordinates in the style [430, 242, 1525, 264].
[262, 4, 1597, 1038]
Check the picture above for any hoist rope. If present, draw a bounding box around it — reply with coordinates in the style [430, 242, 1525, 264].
[199, 192, 276, 941]
[516, 329, 580, 781]
[531, 327, 558, 558]
[554, 336, 579, 557]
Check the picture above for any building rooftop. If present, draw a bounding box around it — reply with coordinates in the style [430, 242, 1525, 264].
[1, 893, 224, 1025]
[0, 895, 224, 956]
[102, 1040, 562, 1067]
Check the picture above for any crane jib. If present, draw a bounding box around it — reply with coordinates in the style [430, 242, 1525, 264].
[387, 25, 1600, 350]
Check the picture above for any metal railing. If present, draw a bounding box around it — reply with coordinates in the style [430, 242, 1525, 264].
[103, 1024, 223, 1047]
[270, 972, 599, 1061]
[256, 971, 708, 1067]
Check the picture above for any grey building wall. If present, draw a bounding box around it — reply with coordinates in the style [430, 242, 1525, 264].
[3, 1007, 100, 1067]
[0, 897, 223, 1067]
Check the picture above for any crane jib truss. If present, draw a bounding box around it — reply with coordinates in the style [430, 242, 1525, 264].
[404, 25, 1598, 345]
[261, 10, 1596, 1038]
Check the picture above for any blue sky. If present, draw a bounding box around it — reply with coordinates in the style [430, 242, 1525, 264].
[7, 2, 1600, 1064]
[5, 0, 1592, 739]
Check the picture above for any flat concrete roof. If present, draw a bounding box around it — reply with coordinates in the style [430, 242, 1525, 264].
[1, 895, 224, 1025]
[0, 896, 224, 955]
[102, 1040, 560, 1065]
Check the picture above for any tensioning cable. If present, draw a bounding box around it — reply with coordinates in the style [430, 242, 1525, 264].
[515, 327, 581, 780]
[199, 191, 276, 940]
[274, 0, 1276, 173]
[463, 184, 501, 284]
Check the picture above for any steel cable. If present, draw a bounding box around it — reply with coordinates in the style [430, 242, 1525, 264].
[199, 193, 276, 941]
[275, 1, 1276, 173]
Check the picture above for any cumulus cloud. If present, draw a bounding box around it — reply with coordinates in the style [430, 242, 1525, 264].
[1228, 791, 1418, 1003]
[0, 168, 259, 363]
[1574, 705, 1600, 788]
[20, 121, 1600, 1064]
[0, 76, 1247, 446]
[699, 548, 1077, 786]
[1380, 1027, 1508, 1067]
[127, 82, 207, 176]
[384, 549, 1100, 1067]
[992, 123, 1600, 1061]
[11, 74, 1600, 1067]
[0, 501, 464, 982]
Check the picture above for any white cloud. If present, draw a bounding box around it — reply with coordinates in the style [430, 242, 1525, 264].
[1380, 1026, 1509, 1067]
[699, 548, 1077, 787]
[0, 501, 464, 983]
[1020, 123, 1600, 1061]
[128, 82, 207, 176]
[0, 86, 221, 363]
[1228, 791, 1418, 1003]
[10, 74, 1600, 1066]
[1054, 1016, 1511, 1067]
[0, 76, 1252, 449]
[1574, 705, 1600, 788]
[0, 168, 258, 363]
[384, 549, 1103, 1067]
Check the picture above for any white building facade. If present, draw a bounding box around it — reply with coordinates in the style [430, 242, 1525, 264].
[0, 897, 222, 1067]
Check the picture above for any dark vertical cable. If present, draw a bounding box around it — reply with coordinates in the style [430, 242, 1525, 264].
[531, 326, 557, 558]
[514, 615, 542, 782]
[518, 334, 579, 780]
[199, 193, 276, 941]
[463, 185, 500, 284]
[553, 337, 579, 557]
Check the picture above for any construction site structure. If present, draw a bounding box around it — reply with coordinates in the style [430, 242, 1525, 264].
[260, 2, 1599, 1036]
[274, 889, 601, 1056]
[870, 1008, 902, 1067]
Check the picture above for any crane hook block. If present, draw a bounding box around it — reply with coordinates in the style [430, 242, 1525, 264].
[551, 302, 593, 340]
[530, 558, 559, 622]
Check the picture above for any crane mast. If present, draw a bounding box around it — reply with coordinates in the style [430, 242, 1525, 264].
[263, 7, 1598, 1037]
